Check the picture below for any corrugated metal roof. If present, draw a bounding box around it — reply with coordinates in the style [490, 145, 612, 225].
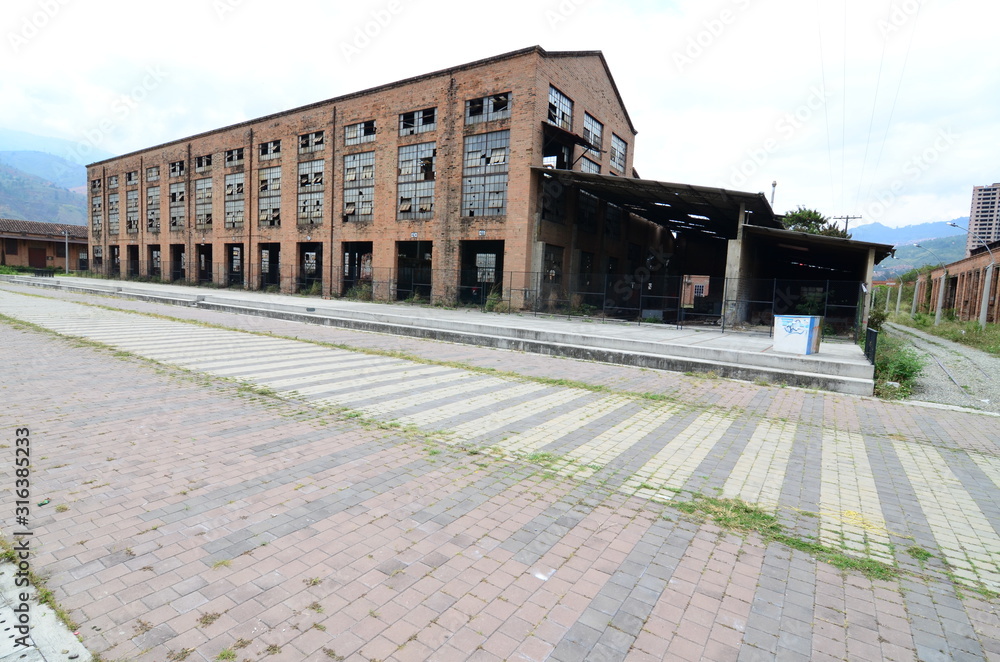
[533, 167, 782, 240]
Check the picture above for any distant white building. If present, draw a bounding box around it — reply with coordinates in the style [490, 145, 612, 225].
[969, 183, 1000, 256]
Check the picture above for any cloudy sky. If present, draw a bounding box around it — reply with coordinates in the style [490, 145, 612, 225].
[1, 0, 995, 229]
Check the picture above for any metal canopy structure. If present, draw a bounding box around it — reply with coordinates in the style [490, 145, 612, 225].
[532, 167, 783, 240]
[744, 225, 895, 268]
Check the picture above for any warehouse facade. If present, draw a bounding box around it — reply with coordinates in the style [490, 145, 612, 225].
[86, 46, 669, 305]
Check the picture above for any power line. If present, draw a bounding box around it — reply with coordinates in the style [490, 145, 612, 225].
[863, 1, 922, 208]
[816, 0, 836, 212]
[853, 0, 893, 213]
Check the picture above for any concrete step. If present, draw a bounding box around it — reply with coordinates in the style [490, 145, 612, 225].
[2, 275, 875, 395]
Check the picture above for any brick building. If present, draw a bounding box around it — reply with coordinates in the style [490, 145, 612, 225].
[0, 218, 89, 271]
[925, 239, 999, 324]
[86, 46, 669, 305]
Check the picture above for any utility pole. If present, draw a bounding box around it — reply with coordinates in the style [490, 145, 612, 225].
[831, 214, 861, 234]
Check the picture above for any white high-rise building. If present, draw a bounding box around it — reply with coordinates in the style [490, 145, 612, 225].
[968, 183, 1000, 255]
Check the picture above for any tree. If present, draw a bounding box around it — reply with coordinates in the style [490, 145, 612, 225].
[781, 207, 850, 238]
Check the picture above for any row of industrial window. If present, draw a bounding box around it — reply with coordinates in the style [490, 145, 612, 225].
[93, 90, 623, 204]
[91, 132, 509, 231]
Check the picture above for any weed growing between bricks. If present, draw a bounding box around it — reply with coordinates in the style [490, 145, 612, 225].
[667, 493, 900, 581]
[667, 491, 1000, 601]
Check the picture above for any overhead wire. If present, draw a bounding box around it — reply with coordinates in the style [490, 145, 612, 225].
[853, 0, 893, 214]
[841, 0, 847, 213]
[863, 0, 922, 208]
[816, 0, 836, 212]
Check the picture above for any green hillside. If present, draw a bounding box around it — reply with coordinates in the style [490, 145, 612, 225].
[873, 235, 967, 279]
[0, 162, 87, 225]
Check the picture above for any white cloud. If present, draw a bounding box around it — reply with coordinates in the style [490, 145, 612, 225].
[1, 0, 997, 227]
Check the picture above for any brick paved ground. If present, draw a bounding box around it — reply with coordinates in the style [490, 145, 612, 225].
[1, 283, 998, 662]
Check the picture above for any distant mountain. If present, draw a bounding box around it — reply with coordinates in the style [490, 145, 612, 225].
[873, 235, 967, 279]
[0, 127, 115, 166]
[851, 218, 967, 246]
[0, 162, 87, 225]
[0, 151, 85, 191]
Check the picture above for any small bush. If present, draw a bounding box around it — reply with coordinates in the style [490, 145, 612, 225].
[874, 330, 925, 398]
[867, 308, 887, 331]
[345, 282, 373, 301]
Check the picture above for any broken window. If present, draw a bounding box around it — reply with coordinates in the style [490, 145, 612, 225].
[610, 134, 628, 173]
[398, 142, 436, 220]
[169, 183, 185, 230]
[90, 178, 102, 193]
[107, 175, 118, 189]
[299, 131, 325, 154]
[298, 160, 324, 189]
[146, 187, 160, 232]
[126, 190, 139, 233]
[125, 171, 138, 186]
[258, 140, 281, 160]
[196, 154, 213, 173]
[476, 253, 497, 283]
[92, 196, 104, 232]
[195, 178, 213, 229]
[297, 191, 324, 225]
[577, 191, 598, 233]
[258, 166, 281, 227]
[543, 244, 564, 283]
[343, 151, 374, 221]
[225, 200, 244, 229]
[169, 160, 185, 177]
[225, 173, 245, 199]
[224, 173, 244, 228]
[547, 86, 573, 130]
[583, 113, 603, 156]
[604, 203, 622, 240]
[462, 131, 509, 217]
[398, 180, 434, 219]
[146, 166, 160, 182]
[694, 284, 706, 297]
[108, 200, 119, 235]
[345, 120, 376, 145]
[399, 107, 436, 135]
[465, 92, 511, 124]
[225, 147, 245, 167]
[230, 246, 242, 273]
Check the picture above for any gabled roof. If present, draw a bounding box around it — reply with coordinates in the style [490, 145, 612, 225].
[0, 218, 89, 240]
[88, 46, 633, 167]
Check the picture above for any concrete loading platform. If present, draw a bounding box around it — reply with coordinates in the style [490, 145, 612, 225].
[2, 275, 875, 395]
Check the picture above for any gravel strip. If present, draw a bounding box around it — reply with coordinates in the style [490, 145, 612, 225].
[885, 322, 1000, 414]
